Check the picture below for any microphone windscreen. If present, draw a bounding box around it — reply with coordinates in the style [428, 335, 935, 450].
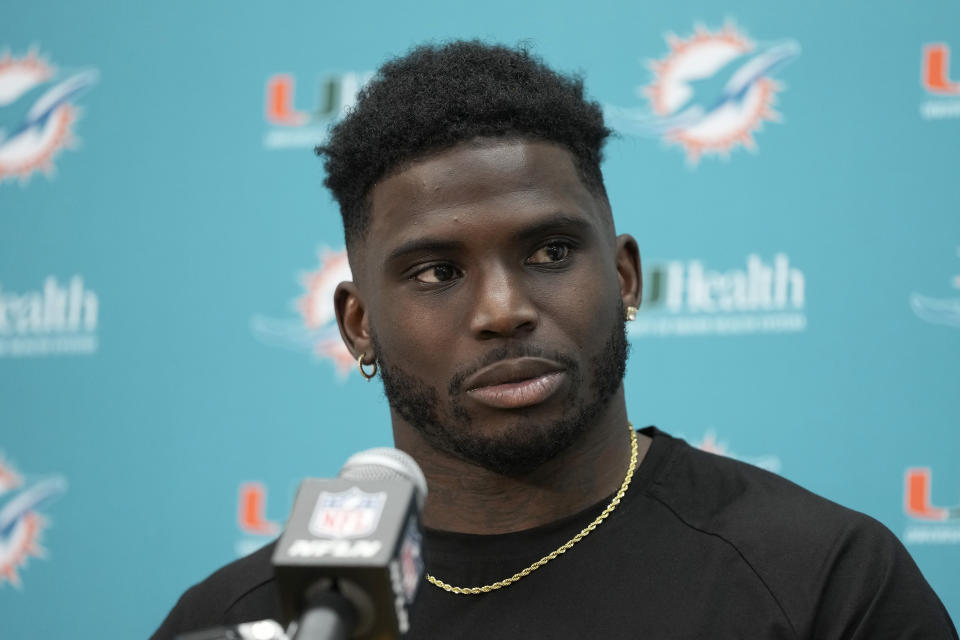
[339, 447, 428, 508]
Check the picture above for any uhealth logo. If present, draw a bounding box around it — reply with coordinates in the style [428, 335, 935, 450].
[634, 253, 806, 337]
[910, 246, 960, 329]
[250, 248, 355, 376]
[903, 467, 960, 545]
[0, 455, 66, 587]
[920, 43, 960, 120]
[263, 71, 372, 149]
[0, 49, 97, 184]
[606, 23, 799, 164]
[0, 276, 100, 357]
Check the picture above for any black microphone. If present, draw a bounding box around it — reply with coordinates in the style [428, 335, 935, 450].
[272, 448, 428, 640]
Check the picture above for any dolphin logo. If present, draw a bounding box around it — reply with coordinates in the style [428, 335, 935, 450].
[0, 69, 98, 145]
[910, 249, 960, 329]
[910, 294, 960, 328]
[0, 477, 66, 540]
[606, 24, 800, 164]
[0, 51, 98, 184]
[250, 248, 357, 377]
[0, 458, 67, 588]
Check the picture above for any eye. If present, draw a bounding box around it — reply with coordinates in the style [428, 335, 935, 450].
[413, 263, 461, 284]
[526, 241, 571, 265]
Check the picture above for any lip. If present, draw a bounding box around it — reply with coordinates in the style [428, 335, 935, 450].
[464, 357, 567, 410]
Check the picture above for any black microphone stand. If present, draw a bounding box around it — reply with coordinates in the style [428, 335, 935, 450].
[291, 581, 359, 640]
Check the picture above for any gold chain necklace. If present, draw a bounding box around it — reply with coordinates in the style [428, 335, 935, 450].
[426, 423, 638, 595]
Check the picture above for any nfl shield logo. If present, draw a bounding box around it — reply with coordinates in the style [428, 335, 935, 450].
[309, 487, 387, 538]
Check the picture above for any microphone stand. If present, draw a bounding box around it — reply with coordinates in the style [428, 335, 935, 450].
[291, 582, 358, 640]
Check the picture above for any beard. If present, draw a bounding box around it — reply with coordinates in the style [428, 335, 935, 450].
[371, 306, 629, 476]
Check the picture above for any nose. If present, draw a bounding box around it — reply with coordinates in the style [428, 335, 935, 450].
[469, 264, 538, 340]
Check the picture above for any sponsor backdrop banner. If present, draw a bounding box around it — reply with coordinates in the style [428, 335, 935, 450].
[2, 1, 958, 636]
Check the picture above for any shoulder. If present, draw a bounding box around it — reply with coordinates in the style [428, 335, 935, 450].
[647, 431, 870, 544]
[150, 542, 280, 640]
[645, 429, 957, 639]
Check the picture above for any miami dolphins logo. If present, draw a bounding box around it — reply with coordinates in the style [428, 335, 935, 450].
[250, 248, 356, 376]
[910, 247, 960, 329]
[0, 50, 97, 184]
[606, 23, 799, 165]
[0, 456, 66, 587]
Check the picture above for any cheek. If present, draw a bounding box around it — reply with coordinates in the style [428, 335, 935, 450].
[534, 259, 621, 349]
[374, 297, 456, 371]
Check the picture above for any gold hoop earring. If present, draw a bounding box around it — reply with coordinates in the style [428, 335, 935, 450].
[357, 354, 378, 381]
[625, 305, 638, 322]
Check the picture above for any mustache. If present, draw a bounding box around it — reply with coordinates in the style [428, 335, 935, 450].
[447, 343, 580, 395]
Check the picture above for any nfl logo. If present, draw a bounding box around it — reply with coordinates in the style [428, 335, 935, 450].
[309, 487, 387, 539]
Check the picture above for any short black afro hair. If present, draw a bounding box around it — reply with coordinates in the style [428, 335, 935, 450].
[316, 40, 612, 246]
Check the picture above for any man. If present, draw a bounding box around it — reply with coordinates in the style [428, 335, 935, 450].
[153, 41, 957, 639]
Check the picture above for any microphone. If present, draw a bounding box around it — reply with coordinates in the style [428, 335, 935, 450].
[272, 448, 428, 640]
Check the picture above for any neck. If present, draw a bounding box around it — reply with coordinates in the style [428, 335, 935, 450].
[392, 394, 650, 535]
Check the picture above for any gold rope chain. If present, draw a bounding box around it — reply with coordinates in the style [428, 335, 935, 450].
[426, 423, 639, 595]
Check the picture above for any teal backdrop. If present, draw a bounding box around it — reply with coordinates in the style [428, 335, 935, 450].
[2, 1, 959, 637]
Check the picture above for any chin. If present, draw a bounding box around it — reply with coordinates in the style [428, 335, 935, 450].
[436, 410, 594, 476]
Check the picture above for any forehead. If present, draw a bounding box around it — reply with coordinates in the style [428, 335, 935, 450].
[362, 139, 608, 264]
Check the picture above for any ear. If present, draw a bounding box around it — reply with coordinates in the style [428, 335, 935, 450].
[334, 281, 373, 364]
[615, 234, 642, 310]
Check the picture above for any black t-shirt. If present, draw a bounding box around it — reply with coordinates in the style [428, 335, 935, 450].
[151, 428, 958, 639]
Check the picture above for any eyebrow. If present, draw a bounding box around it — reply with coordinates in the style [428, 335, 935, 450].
[513, 214, 593, 243]
[384, 213, 594, 264]
[385, 237, 468, 264]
